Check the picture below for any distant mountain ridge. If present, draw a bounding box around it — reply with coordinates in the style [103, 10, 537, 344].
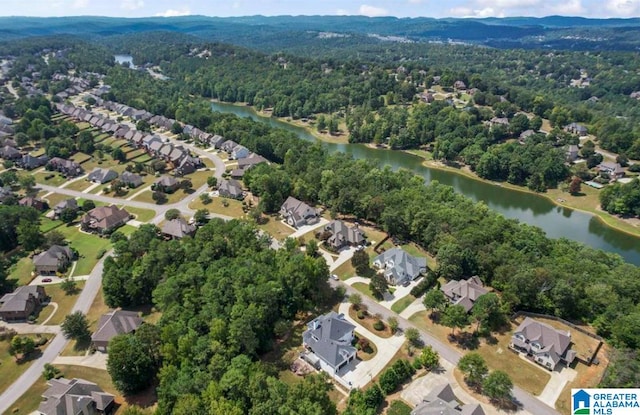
[1, 15, 640, 51]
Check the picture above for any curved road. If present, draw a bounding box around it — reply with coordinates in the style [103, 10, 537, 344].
[0, 252, 109, 414]
[0, 141, 230, 412]
[330, 280, 561, 415]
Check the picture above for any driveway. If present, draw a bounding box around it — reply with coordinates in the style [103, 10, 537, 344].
[52, 352, 108, 370]
[537, 364, 577, 407]
[336, 302, 405, 389]
[379, 278, 421, 309]
[0, 251, 110, 414]
[288, 218, 330, 239]
[329, 246, 356, 272]
[400, 297, 427, 319]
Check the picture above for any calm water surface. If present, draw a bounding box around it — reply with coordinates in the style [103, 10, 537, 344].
[211, 101, 640, 265]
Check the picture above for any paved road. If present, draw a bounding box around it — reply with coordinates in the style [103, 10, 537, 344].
[0, 252, 110, 414]
[330, 280, 561, 415]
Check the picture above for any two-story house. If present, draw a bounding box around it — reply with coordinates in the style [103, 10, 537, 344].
[372, 247, 427, 286]
[302, 311, 357, 375]
[510, 317, 577, 370]
[280, 196, 320, 228]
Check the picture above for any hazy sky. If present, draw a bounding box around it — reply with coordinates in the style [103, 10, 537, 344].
[0, 0, 638, 19]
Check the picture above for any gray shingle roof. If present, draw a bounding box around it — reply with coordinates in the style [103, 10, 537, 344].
[302, 312, 356, 369]
[162, 218, 196, 239]
[373, 247, 426, 285]
[38, 378, 114, 415]
[91, 309, 143, 344]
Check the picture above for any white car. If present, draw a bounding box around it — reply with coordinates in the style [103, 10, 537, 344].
[331, 274, 339, 281]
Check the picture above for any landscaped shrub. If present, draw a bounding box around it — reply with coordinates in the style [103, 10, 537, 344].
[96, 249, 106, 259]
[357, 310, 366, 319]
[373, 320, 385, 331]
[410, 271, 437, 297]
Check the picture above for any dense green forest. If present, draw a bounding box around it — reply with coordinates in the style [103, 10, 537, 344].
[103, 221, 336, 414]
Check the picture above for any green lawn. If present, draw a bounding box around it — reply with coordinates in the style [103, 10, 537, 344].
[333, 260, 356, 281]
[0, 334, 54, 395]
[387, 400, 412, 415]
[352, 282, 374, 298]
[53, 225, 111, 276]
[63, 178, 94, 193]
[41, 193, 70, 209]
[391, 295, 416, 314]
[257, 216, 295, 241]
[34, 303, 56, 324]
[40, 218, 64, 233]
[123, 206, 156, 222]
[44, 281, 86, 325]
[8, 256, 35, 286]
[189, 196, 246, 218]
[118, 224, 138, 236]
[33, 172, 67, 186]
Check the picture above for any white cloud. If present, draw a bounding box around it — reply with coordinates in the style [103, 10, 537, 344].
[336, 8, 349, 15]
[475, 0, 541, 8]
[449, 6, 504, 17]
[121, 0, 144, 11]
[549, 0, 585, 15]
[408, 0, 426, 4]
[359, 4, 389, 16]
[155, 8, 191, 17]
[72, 0, 89, 9]
[606, 0, 640, 16]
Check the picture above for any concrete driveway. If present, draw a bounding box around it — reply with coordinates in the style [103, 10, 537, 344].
[336, 302, 405, 389]
[379, 278, 422, 308]
[537, 364, 577, 406]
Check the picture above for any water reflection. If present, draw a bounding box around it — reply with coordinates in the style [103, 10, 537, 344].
[210, 101, 640, 265]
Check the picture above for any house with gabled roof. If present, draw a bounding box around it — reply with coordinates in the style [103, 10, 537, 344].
[33, 245, 75, 275]
[221, 140, 238, 153]
[598, 162, 625, 179]
[230, 144, 251, 160]
[0, 145, 21, 160]
[37, 377, 115, 415]
[565, 122, 588, 136]
[411, 383, 485, 415]
[18, 154, 49, 170]
[161, 218, 197, 240]
[302, 311, 357, 375]
[87, 168, 118, 184]
[280, 196, 320, 228]
[53, 198, 78, 219]
[510, 317, 576, 370]
[218, 179, 244, 200]
[237, 154, 268, 171]
[91, 309, 143, 352]
[373, 247, 427, 286]
[19, 196, 48, 212]
[47, 157, 83, 177]
[0, 285, 47, 321]
[81, 205, 130, 234]
[153, 176, 180, 193]
[120, 171, 143, 188]
[441, 276, 489, 313]
[324, 220, 365, 250]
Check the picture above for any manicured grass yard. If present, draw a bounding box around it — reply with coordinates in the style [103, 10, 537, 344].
[41, 192, 70, 209]
[63, 178, 95, 193]
[333, 260, 356, 281]
[7, 373, 50, 414]
[34, 303, 56, 324]
[53, 225, 111, 276]
[40, 218, 63, 233]
[387, 400, 412, 415]
[0, 333, 54, 395]
[8, 256, 35, 286]
[118, 224, 138, 236]
[62, 284, 111, 356]
[351, 282, 374, 299]
[123, 206, 156, 222]
[69, 152, 92, 164]
[391, 295, 416, 314]
[348, 304, 393, 338]
[409, 311, 550, 396]
[530, 316, 601, 364]
[44, 281, 86, 325]
[189, 196, 246, 219]
[257, 216, 295, 241]
[34, 172, 67, 186]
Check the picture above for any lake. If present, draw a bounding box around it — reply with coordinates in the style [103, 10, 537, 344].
[211, 101, 640, 265]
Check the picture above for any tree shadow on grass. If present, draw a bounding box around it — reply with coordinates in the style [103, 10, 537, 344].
[448, 332, 479, 350]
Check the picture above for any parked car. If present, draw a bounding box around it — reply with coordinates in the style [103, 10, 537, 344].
[331, 274, 339, 281]
[42, 278, 52, 283]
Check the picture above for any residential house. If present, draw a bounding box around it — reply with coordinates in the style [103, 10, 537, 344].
[372, 247, 427, 286]
[53, 198, 78, 218]
[441, 276, 489, 313]
[230, 169, 245, 179]
[161, 218, 197, 239]
[0, 186, 15, 204]
[324, 220, 365, 250]
[91, 309, 143, 352]
[510, 317, 576, 370]
[37, 377, 115, 415]
[453, 80, 467, 90]
[566, 145, 580, 162]
[221, 140, 238, 153]
[565, 122, 588, 136]
[1, 138, 17, 148]
[0, 145, 21, 160]
[153, 176, 180, 193]
[81, 205, 131, 234]
[19, 197, 48, 212]
[598, 162, 625, 179]
[420, 92, 435, 103]
[230, 144, 251, 160]
[218, 179, 244, 200]
[237, 154, 268, 171]
[411, 383, 485, 415]
[0, 286, 47, 321]
[120, 171, 143, 188]
[302, 311, 357, 375]
[280, 196, 320, 228]
[211, 135, 226, 149]
[18, 154, 49, 170]
[148, 140, 165, 156]
[489, 117, 509, 127]
[142, 135, 163, 152]
[47, 157, 83, 177]
[176, 155, 201, 176]
[87, 168, 118, 184]
[33, 245, 75, 275]
[519, 129, 535, 144]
